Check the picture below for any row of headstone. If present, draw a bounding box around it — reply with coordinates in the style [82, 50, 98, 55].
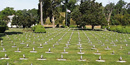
[0, 54, 126, 63]
[1, 44, 128, 53]
[90, 31, 128, 44]
[67, 30, 74, 45]
[2, 46, 129, 56]
[2, 38, 127, 48]
[11, 29, 65, 45]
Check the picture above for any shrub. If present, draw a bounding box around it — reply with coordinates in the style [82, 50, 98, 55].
[6, 26, 9, 30]
[0, 20, 7, 33]
[69, 25, 77, 28]
[32, 25, 46, 33]
[0, 26, 6, 33]
[109, 27, 116, 31]
[101, 26, 108, 29]
[107, 25, 130, 34]
[116, 26, 122, 33]
[126, 28, 130, 33]
[121, 28, 127, 33]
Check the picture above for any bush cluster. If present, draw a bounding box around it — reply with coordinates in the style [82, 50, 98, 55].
[32, 25, 46, 33]
[0, 27, 6, 33]
[101, 26, 108, 29]
[107, 25, 130, 34]
[0, 20, 7, 33]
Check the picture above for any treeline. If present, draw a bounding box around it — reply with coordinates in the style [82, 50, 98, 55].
[0, 0, 129, 31]
[0, 7, 39, 28]
[104, 0, 130, 26]
[71, 0, 130, 29]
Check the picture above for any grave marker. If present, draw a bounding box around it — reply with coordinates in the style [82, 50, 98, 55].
[1, 54, 10, 60]
[78, 55, 86, 61]
[45, 48, 53, 53]
[57, 55, 66, 61]
[15, 48, 21, 52]
[20, 54, 28, 60]
[96, 56, 105, 62]
[62, 49, 68, 54]
[30, 47, 37, 53]
[37, 55, 46, 60]
[117, 56, 126, 63]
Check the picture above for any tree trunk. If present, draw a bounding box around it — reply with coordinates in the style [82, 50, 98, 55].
[52, 16, 55, 28]
[107, 11, 112, 26]
[23, 25, 25, 28]
[92, 25, 94, 30]
[40, 1, 43, 25]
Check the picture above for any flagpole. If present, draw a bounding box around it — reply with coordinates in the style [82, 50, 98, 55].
[66, 8, 67, 26]
[65, 0, 68, 26]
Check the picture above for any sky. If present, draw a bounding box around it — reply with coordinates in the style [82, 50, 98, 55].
[0, 0, 130, 11]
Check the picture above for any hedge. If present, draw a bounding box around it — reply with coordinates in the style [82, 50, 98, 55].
[0, 26, 6, 33]
[69, 25, 77, 28]
[107, 25, 130, 34]
[0, 20, 7, 33]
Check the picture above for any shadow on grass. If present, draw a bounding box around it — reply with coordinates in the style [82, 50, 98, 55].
[45, 27, 53, 28]
[0, 33, 5, 40]
[0, 32, 23, 40]
[0, 38, 3, 40]
[4, 32, 23, 35]
[72, 28, 103, 31]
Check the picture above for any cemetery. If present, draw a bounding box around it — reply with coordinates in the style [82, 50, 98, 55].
[0, 28, 129, 65]
[0, 0, 130, 65]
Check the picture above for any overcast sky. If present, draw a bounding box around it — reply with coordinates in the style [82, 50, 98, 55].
[0, 0, 129, 11]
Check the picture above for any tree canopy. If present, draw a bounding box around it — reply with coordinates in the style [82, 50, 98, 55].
[0, 7, 15, 21]
[12, 9, 39, 28]
[72, 0, 107, 29]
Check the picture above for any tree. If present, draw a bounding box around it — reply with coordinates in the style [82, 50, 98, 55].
[0, 7, 15, 22]
[0, 20, 7, 33]
[61, 0, 77, 26]
[110, 0, 129, 26]
[115, 0, 127, 14]
[122, 14, 130, 26]
[112, 14, 130, 26]
[0, 7, 15, 16]
[38, 0, 63, 28]
[79, 0, 107, 30]
[104, 3, 115, 26]
[28, 9, 39, 24]
[12, 9, 37, 28]
[71, 6, 83, 27]
[38, 0, 78, 27]
[126, 3, 130, 14]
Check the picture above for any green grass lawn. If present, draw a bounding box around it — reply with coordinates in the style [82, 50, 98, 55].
[0, 28, 130, 65]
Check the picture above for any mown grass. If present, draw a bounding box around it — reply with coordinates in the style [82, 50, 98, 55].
[0, 28, 130, 65]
